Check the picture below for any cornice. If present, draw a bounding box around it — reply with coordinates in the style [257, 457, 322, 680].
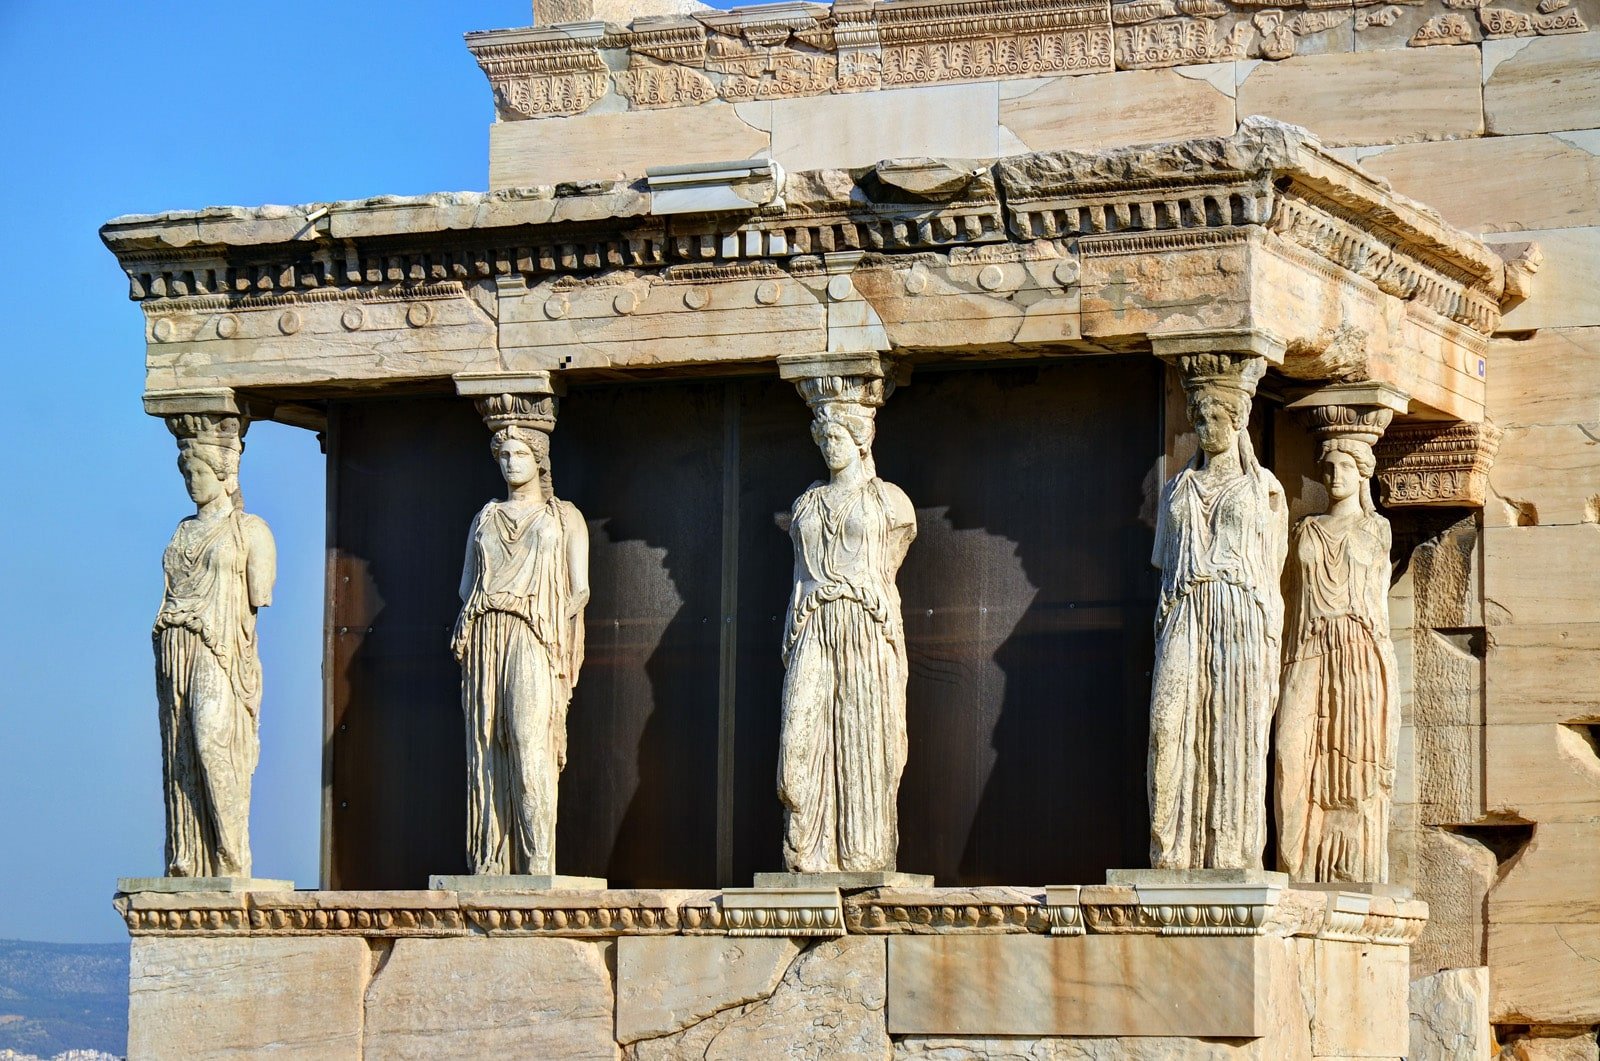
[101, 123, 1513, 338]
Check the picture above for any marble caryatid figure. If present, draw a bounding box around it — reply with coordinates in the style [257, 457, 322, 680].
[1149, 354, 1287, 870]
[153, 413, 276, 878]
[452, 393, 589, 876]
[1277, 404, 1399, 883]
[779, 374, 917, 874]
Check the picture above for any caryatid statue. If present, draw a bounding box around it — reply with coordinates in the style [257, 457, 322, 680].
[778, 372, 917, 874]
[1276, 391, 1404, 883]
[153, 411, 276, 878]
[452, 390, 590, 876]
[1149, 353, 1287, 870]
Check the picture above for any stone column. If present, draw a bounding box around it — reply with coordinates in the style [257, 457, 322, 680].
[1143, 335, 1288, 874]
[433, 371, 603, 893]
[752, 352, 930, 892]
[123, 389, 290, 895]
[1277, 381, 1410, 885]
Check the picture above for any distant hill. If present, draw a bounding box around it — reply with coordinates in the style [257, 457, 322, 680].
[0, 940, 126, 1059]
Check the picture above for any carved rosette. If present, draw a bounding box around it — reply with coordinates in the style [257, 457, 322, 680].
[1375, 420, 1503, 508]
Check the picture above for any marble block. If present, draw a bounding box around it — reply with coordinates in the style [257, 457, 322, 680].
[117, 876, 293, 893]
[428, 874, 607, 891]
[128, 936, 365, 1060]
[753, 871, 934, 890]
[1106, 868, 1290, 886]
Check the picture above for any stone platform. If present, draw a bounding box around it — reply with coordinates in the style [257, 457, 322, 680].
[114, 878, 1427, 1060]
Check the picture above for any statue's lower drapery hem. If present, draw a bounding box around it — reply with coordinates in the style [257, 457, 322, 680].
[1277, 615, 1397, 883]
[461, 610, 566, 876]
[1149, 580, 1275, 871]
[155, 626, 258, 878]
[779, 596, 907, 874]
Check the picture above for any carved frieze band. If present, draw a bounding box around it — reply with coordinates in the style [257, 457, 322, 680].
[113, 129, 1506, 342]
[465, 0, 1586, 119]
[1375, 420, 1503, 507]
[114, 886, 1427, 944]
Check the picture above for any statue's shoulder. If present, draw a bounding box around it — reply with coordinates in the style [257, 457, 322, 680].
[240, 511, 276, 546]
[875, 479, 916, 528]
[554, 497, 586, 528]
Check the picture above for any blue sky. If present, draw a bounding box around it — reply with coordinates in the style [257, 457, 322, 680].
[0, 0, 720, 944]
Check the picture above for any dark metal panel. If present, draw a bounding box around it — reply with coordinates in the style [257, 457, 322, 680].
[878, 360, 1162, 884]
[553, 381, 725, 887]
[326, 398, 498, 890]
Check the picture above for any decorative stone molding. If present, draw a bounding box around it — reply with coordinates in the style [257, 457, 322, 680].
[720, 888, 847, 937]
[1044, 885, 1085, 936]
[847, 888, 1047, 934]
[465, 24, 611, 119]
[1375, 420, 1504, 508]
[113, 882, 1427, 946]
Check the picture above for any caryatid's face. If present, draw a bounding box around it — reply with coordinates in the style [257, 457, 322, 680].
[1190, 393, 1240, 456]
[497, 437, 539, 490]
[817, 421, 857, 473]
[180, 454, 226, 506]
[1322, 449, 1361, 503]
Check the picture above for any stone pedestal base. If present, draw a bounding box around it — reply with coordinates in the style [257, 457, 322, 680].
[753, 871, 934, 889]
[428, 874, 607, 892]
[114, 877, 1428, 1059]
[116, 877, 294, 894]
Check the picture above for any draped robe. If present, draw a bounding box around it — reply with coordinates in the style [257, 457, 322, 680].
[1276, 511, 1398, 883]
[154, 509, 271, 877]
[1149, 455, 1285, 870]
[778, 478, 915, 873]
[453, 498, 585, 876]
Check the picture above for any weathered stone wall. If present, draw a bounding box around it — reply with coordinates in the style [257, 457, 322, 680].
[117, 884, 1422, 1060]
[469, 6, 1600, 1040]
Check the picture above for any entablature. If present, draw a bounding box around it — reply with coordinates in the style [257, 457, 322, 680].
[103, 120, 1526, 422]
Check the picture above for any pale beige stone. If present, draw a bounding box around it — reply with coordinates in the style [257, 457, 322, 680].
[630, 937, 890, 1061]
[1311, 939, 1409, 1057]
[1409, 967, 1492, 1061]
[887, 935, 1273, 1037]
[1487, 228, 1600, 332]
[615, 936, 803, 1043]
[1356, 134, 1600, 234]
[453, 388, 590, 878]
[1408, 821, 1494, 974]
[1487, 423, 1600, 528]
[1150, 354, 1285, 871]
[780, 371, 916, 875]
[1485, 722, 1600, 823]
[1000, 69, 1234, 154]
[1501, 1026, 1600, 1061]
[128, 936, 365, 1060]
[1488, 624, 1600, 726]
[153, 410, 275, 880]
[1276, 399, 1400, 884]
[1235, 45, 1484, 147]
[1489, 821, 1600, 924]
[1484, 35, 1600, 136]
[747, 83, 1005, 173]
[1491, 923, 1600, 1025]
[1485, 525, 1600, 626]
[363, 937, 617, 1060]
[1488, 327, 1600, 429]
[489, 106, 769, 188]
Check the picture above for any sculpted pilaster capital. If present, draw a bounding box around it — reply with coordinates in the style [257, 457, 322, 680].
[144, 386, 242, 419]
[145, 388, 252, 451]
[1150, 327, 1287, 367]
[1287, 381, 1409, 448]
[1374, 419, 1503, 509]
[777, 351, 908, 416]
[454, 370, 565, 434]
